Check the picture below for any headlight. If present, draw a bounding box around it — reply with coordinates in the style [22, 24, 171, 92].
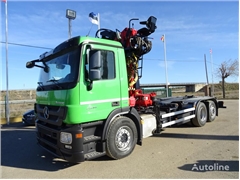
[60, 132, 72, 144]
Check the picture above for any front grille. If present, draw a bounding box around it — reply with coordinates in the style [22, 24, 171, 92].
[38, 124, 58, 145]
[38, 140, 58, 155]
[36, 122, 62, 158]
[35, 104, 67, 126]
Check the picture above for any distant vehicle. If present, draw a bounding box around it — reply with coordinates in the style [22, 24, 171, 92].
[22, 109, 35, 125]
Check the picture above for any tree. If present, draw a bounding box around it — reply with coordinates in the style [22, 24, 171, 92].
[216, 59, 239, 98]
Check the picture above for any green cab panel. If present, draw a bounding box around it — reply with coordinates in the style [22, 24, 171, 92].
[36, 36, 129, 125]
[77, 42, 129, 124]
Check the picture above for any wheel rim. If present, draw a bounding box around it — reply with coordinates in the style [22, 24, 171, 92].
[210, 104, 216, 118]
[200, 107, 207, 122]
[115, 126, 131, 151]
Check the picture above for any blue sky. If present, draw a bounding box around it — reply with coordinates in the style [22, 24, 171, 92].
[1, 0, 239, 90]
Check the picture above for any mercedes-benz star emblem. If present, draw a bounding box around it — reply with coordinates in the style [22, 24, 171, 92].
[43, 106, 49, 119]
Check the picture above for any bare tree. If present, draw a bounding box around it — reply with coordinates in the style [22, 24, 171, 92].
[216, 59, 239, 98]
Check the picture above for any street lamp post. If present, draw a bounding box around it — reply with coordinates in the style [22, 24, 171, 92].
[66, 9, 76, 39]
[4, 0, 9, 124]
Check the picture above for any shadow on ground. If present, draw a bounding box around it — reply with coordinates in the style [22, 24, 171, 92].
[1, 123, 111, 172]
[152, 132, 239, 141]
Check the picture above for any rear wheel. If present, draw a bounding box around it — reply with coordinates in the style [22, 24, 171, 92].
[207, 101, 216, 122]
[106, 116, 137, 160]
[192, 102, 207, 127]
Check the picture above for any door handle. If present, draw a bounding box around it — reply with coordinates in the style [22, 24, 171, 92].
[112, 101, 120, 107]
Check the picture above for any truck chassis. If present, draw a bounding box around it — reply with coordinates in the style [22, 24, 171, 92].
[35, 94, 223, 162]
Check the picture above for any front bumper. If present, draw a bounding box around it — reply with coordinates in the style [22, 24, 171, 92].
[36, 121, 85, 163]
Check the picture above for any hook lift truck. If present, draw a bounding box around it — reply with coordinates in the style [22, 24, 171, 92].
[26, 16, 225, 163]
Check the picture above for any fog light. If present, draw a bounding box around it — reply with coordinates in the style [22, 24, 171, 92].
[60, 132, 72, 144]
[65, 145, 72, 149]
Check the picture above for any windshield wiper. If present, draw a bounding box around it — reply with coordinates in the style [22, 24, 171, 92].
[47, 77, 62, 89]
[37, 82, 44, 91]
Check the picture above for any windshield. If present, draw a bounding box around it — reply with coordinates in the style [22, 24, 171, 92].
[37, 47, 80, 91]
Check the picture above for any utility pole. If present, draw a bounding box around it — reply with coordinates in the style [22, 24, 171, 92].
[3, 0, 9, 124]
[210, 49, 214, 96]
[204, 54, 210, 96]
[161, 34, 169, 97]
[204, 54, 209, 85]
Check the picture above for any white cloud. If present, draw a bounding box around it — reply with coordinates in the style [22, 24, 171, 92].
[158, 60, 175, 69]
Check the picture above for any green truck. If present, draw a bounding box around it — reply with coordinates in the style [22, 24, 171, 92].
[26, 16, 225, 163]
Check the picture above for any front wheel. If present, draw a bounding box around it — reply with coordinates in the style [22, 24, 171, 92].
[106, 116, 137, 160]
[192, 102, 207, 127]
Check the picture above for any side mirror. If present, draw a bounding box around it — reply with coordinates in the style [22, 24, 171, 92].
[89, 50, 101, 81]
[26, 61, 35, 68]
[26, 59, 49, 73]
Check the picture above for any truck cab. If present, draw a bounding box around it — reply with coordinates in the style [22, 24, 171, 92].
[28, 36, 142, 162]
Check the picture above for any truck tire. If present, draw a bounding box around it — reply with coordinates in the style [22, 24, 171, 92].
[106, 116, 137, 160]
[192, 102, 207, 127]
[207, 101, 216, 122]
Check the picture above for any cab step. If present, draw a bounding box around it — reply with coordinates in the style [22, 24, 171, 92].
[84, 151, 106, 160]
[84, 135, 101, 143]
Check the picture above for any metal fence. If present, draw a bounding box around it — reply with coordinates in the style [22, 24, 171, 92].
[0, 90, 36, 118]
[142, 88, 172, 98]
[0, 99, 35, 118]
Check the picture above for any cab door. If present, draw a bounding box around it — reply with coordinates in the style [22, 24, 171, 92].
[79, 44, 122, 123]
